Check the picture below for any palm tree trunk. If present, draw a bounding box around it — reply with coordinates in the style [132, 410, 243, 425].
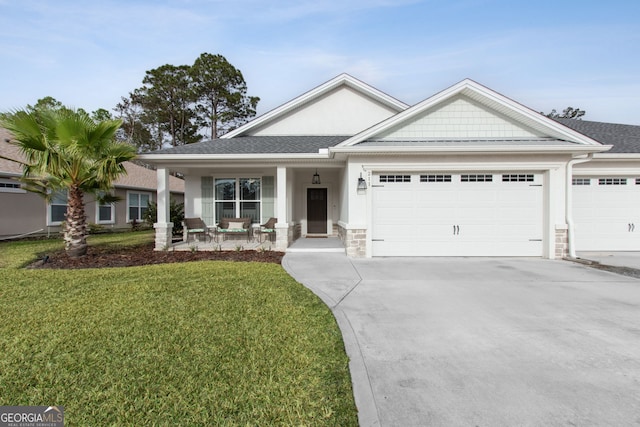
[64, 185, 88, 257]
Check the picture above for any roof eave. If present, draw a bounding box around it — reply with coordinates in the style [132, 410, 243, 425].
[330, 144, 612, 155]
[592, 153, 640, 159]
[138, 152, 332, 163]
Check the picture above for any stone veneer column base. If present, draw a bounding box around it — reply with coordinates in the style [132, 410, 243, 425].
[338, 224, 367, 258]
[154, 222, 173, 250]
[275, 225, 290, 252]
[555, 226, 568, 259]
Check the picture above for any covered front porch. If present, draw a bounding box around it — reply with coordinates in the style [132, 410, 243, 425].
[151, 163, 348, 252]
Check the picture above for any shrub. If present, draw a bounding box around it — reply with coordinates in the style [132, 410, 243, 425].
[143, 200, 185, 235]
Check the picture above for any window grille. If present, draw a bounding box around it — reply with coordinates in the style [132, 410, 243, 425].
[461, 174, 493, 182]
[502, 174, 534, 182]
[420, 174, 451, 182]
[598, 178, 626, 185]
[572, 178, 591, 185]
[379, 175, 411, 183]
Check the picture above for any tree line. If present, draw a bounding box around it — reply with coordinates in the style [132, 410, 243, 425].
[24, 53, 260, 153]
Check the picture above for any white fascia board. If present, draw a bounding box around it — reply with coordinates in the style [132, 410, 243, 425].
[359, 162, 568, 172]
[138, 153, 331, 162]
[337, 78, 603, 147]
[222, 73, 409, 139]
[330, 144, 612, 155]
[592, 153, 640, 160]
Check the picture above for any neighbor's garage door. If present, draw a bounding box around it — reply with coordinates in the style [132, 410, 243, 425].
[573, 177, 640, 251]
[372, 172, 543, 256]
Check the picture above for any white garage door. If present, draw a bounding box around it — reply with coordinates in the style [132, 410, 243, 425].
[573, 177, 640, 251]
[372, 172, 543, 256]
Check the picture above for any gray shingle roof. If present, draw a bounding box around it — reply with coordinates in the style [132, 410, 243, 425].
[152, 136, 351, 155]
[554, 118, 640, 153]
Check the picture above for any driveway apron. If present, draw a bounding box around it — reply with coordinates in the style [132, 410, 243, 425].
[283, 253, 640, 427]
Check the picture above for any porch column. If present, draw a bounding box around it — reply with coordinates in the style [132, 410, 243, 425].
[153, 167, 173, 250]
[275, 166, 289, 250]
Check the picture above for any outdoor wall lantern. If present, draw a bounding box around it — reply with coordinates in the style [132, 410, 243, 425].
[312, 169, 321, 184]
[357, 173, 368, 190]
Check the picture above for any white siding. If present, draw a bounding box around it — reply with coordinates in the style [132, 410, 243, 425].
[250, 86, 398, 136]
[377, 95, 546, 139]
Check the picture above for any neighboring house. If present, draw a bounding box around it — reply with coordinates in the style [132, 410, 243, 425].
[0, 128, 185, 238]
[139, 73, 640, 258]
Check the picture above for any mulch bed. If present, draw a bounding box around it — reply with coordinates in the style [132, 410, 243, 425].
[28, 243, 284, 269]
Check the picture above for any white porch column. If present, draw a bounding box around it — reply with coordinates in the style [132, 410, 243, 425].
[153, 167, 173, 250]
[275, 166, 289, 250]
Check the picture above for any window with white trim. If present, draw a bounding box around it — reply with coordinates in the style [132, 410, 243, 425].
[96, 192, 115, 224]
[127, 191, 151, 222]
[214, 178, 261, 223]
[0, 178, 25, 193]
[48, 190, 68, 225]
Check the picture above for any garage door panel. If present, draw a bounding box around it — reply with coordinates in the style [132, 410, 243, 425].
[573, 177, 640, 251]
[372, 172, 543, 256]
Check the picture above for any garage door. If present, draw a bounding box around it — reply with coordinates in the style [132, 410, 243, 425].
[573, 177, 640, 251]
[372, 172, 543, 256]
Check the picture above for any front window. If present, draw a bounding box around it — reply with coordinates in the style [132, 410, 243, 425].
[97, 192, 115, 224]
[0, 178, 25, 193]
[128, 192, 151, 222]
[215, 178, 261, 223]
[49, 190, 68, 225]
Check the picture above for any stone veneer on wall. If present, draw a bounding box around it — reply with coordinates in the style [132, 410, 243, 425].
[555, 227, 568, 259]
[338, 224, 367, 257]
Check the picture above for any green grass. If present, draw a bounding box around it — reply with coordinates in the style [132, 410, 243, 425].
[0, 233, 358, 426]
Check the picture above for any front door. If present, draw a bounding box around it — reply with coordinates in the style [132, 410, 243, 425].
[307, 188, 327, 234]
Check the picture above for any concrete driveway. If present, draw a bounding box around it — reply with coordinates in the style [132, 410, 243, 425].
[283, 254, 640, 427]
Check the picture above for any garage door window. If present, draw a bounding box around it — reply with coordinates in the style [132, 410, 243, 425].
[380, 175, 411, 183]
[420, 174, 452, 182]
[461, 174, 492, 182]
[502, 174, 534, 182]
[599, 178, 626, 185]
[572, 178, 591, 185]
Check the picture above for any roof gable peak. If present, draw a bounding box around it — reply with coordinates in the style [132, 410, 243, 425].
[337, 78, 603, 147]
[222, 73, 409, 138]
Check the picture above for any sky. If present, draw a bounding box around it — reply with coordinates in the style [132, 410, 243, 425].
[1, 0, 639, 124]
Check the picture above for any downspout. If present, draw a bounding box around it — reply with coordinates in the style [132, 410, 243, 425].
[565, 153, 593, 259]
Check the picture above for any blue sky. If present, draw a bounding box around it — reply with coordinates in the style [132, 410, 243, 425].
[1, 0, 639, 124]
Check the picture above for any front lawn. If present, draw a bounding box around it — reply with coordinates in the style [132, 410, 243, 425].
[0, 233, 358, 425]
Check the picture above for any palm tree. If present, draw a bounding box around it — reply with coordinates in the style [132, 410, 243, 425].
[1, 107, 137, 257]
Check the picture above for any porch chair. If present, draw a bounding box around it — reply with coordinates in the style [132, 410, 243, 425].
[215, 217, 252, 242]
[182, 217, 211, 243]
[257, 217, 277, 243]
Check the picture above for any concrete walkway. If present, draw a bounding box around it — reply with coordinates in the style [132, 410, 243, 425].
[283, 251, 640, 427]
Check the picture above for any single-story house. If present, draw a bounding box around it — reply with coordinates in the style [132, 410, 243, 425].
[139, 73, 640, 258]
[0, 128, 185, 239]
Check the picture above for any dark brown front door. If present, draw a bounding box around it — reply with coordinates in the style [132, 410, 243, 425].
[307, 188, 327, 233]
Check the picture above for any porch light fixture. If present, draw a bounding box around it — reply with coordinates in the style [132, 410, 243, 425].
[312, 169, 321, 184]
[357, 173, 367, 190]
